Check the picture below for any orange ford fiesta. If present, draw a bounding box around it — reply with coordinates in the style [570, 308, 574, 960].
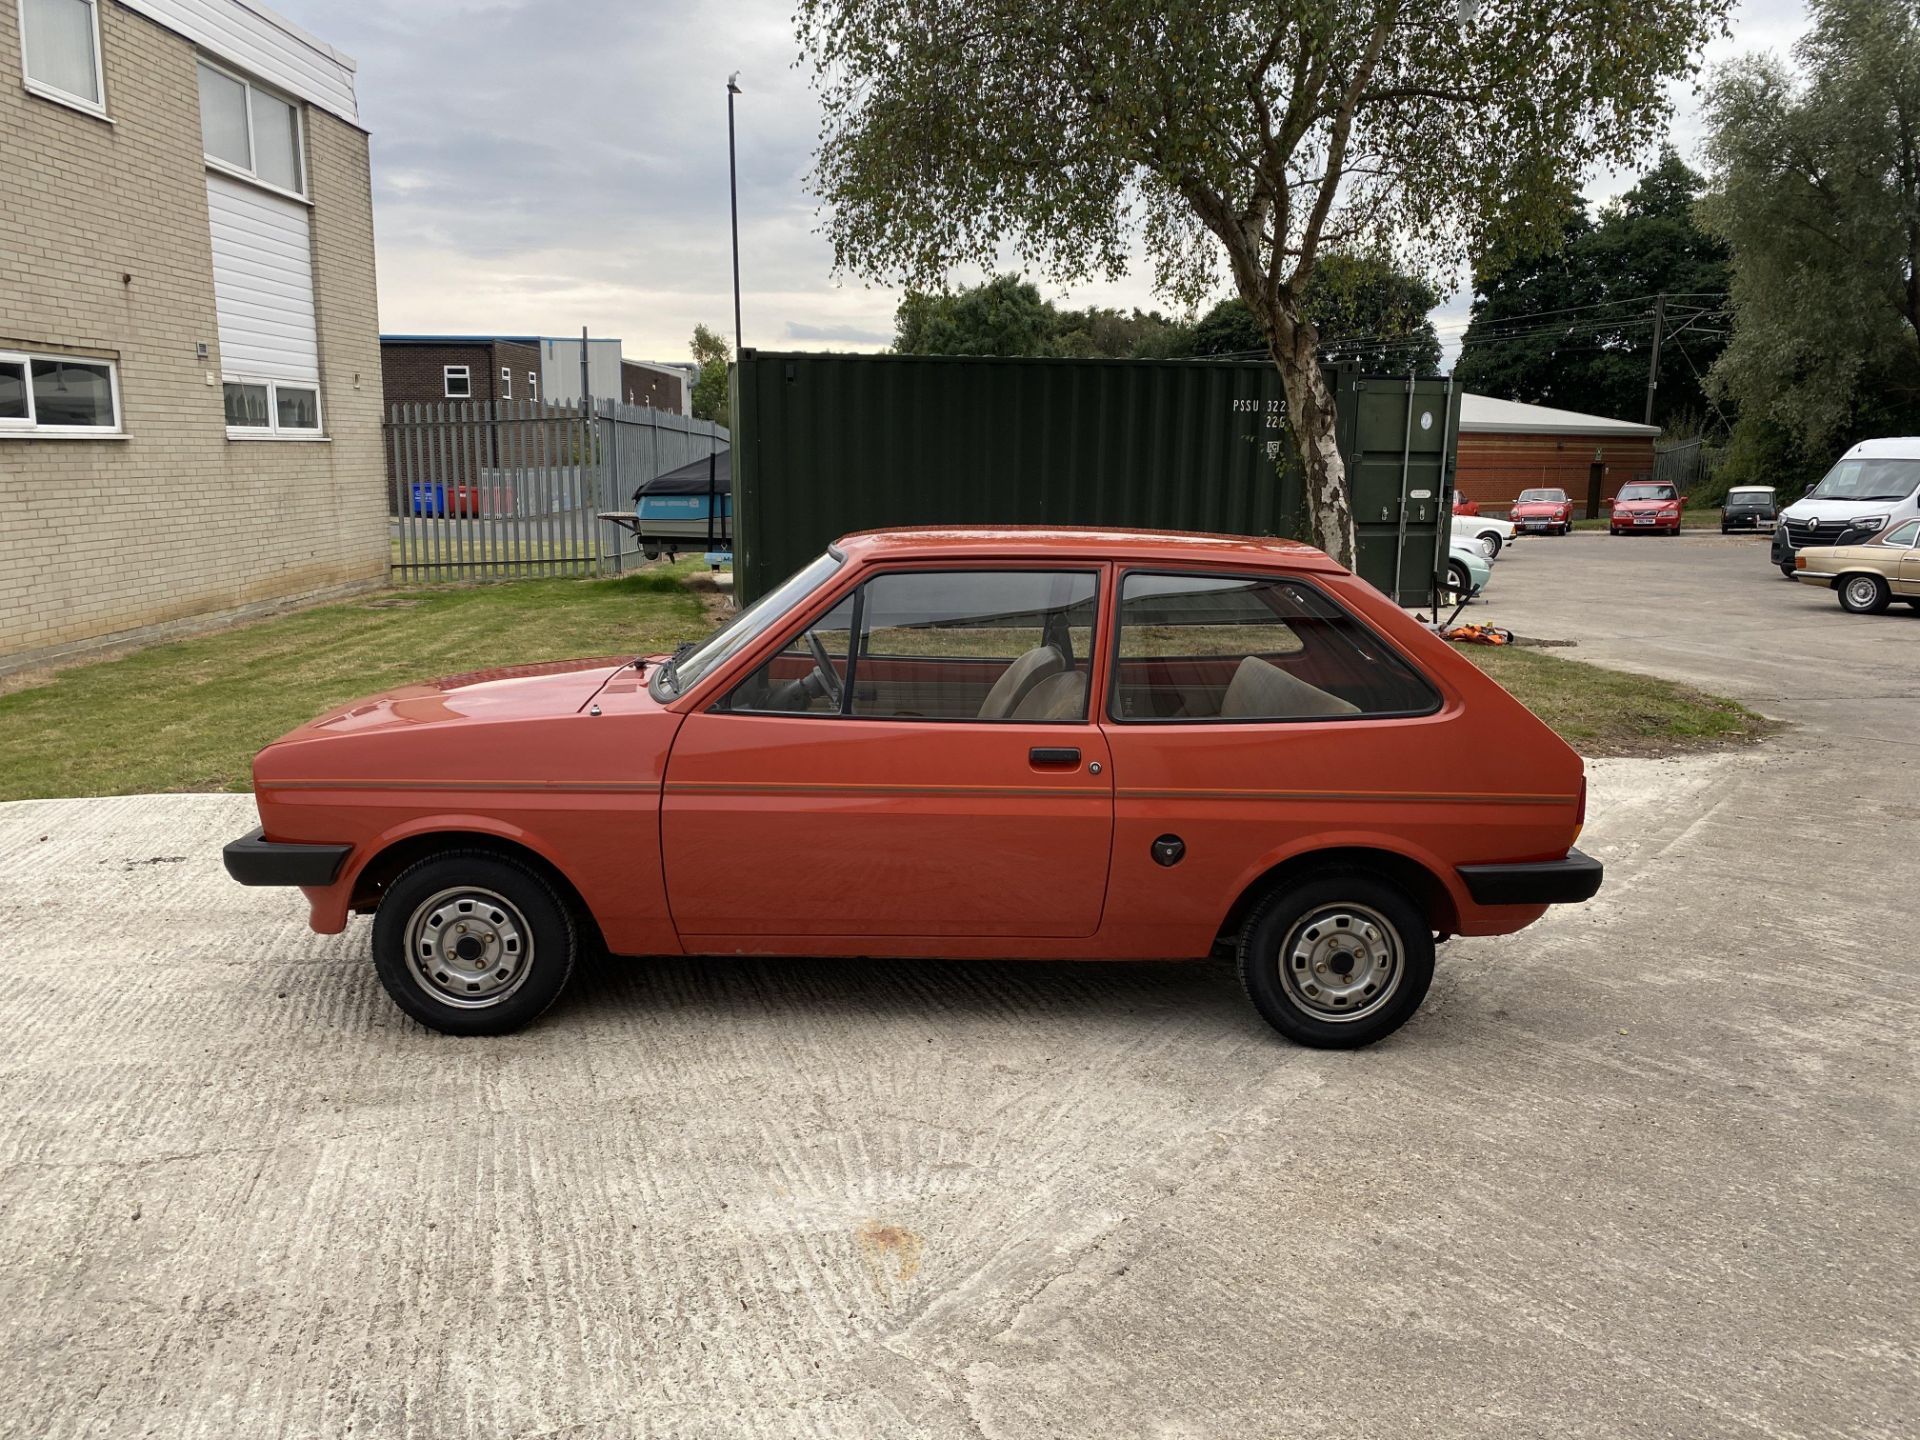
[225, 528, 1600, 1048]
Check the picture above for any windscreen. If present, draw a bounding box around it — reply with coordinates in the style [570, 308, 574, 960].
[1517, 489, 1566, 503]
[654, 551, 842, 698]
[1807, 458, 1920, 503]
[1618, 484, 1676, 501]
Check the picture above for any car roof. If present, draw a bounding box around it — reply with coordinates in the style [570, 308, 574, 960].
[1842, 437, 1920, 460]
[834, 525, 1342, 571]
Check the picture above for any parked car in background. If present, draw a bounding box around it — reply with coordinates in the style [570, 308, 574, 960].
[1452, 512, 1516, 557]
[1790, 517, 1920, 613]
[1773, 438, 1920, 575]
[1446, 538, 1494, 600]
[223, 526, 1600, 1050]
[1452, 495, 1481, 516]
[1510, 488, 1574, 535]
[1609, 482, 1683, 536]
[1720, 486, 1777, 533]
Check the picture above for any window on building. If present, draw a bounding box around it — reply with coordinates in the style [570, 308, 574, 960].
[223, 377, 321, 438]
[528, 371, 538, 399]
[444, 366, 471, 399]
[500, 368, 512, 399]
[21, 0, 104, 114]
[0, 350, 120, 434]
[197, 59, 304, 196]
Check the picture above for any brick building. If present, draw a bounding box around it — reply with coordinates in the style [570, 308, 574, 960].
[1454, 395, 1661, 519]
[380, 336, 544, 410]
[1, 0, 383, 667]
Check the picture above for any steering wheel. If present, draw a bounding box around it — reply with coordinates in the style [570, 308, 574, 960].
[806, 629, 843, 708]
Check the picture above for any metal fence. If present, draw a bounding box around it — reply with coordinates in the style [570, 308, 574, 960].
[1654, 436, 1725, 497]
[386, 400, 727, 581]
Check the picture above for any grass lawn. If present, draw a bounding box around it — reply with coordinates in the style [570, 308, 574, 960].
[0, 568, 1769, 800]
[0, 571, 705, 800]
[1458, 646, 1774, 757]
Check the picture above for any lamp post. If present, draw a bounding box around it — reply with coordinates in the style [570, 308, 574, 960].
[727, 72, 743, 359]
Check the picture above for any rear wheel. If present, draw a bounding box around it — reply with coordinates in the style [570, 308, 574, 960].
[1838, 573, 1891, 615]
[372, 850, 577, 1035]
[1237, 871, 1436, 1049]
[1478, 532, 1503, 557]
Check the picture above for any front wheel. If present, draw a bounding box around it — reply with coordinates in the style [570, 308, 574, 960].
[1446, 559, 1473, 601]
[1838, 573, 1891, 614]
[372, 850, 578, 1035]
[1478, 533, 1503, 557]
[1779, 562, 1797, 578]
[1237, 872, 1436, 1049]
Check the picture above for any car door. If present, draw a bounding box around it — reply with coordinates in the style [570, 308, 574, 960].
[661, 565, 1114, 940]
[1889, 521, 1920, 593]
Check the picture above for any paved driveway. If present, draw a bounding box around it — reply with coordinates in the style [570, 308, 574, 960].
[1, 534, 1914, 1438]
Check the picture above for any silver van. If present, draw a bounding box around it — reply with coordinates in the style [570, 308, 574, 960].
[1772, 438, 1920, 575]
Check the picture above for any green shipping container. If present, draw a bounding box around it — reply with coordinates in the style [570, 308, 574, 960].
[730, 352, 1458, 607]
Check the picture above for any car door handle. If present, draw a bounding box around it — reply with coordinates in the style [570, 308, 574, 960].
[1029, 746, 1080, 767]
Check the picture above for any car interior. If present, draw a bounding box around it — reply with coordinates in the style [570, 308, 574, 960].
[725, 569, 1437, 724]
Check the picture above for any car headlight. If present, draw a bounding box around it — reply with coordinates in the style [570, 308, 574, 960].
[1850, 515, 1887, 532]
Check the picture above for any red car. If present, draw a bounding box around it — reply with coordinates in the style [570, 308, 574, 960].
[1609, 482, 1683, 536]
[1452, 495, 1481, 516]
[224, 528, 1601, 1049]
[1510, 487, 1575, 535]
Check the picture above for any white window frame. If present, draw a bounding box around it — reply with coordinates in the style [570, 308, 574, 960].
[223, 375, 324, 441]
[500, 367, 512, 400]
[528, 371, 538, 399]
[0, 348, 123, 437]
[444, 365, 471, 399]
[18, 0, 109, 119]
[198, 55, 306, 202]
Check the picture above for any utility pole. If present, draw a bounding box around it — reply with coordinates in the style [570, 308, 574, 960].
[1643, 293, 1666, 427]
[727, 73, 743, 359]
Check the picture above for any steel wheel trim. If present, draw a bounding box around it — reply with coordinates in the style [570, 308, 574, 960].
[403, 886, 534, 1009]
[1277, 902, 1404, 1023]
[1844, 576, 1880, 608]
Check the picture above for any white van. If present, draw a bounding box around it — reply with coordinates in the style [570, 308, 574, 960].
[1773, 437, 1920, 575]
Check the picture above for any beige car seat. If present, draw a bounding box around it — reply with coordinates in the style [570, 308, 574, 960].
[977, 645, 1066, 719]
[1219, 655, 1360, 719]
[1010, 669, 1088, 721]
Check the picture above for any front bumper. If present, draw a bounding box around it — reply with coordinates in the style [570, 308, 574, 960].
[1457, 847, 1603, 906]
[223, 827, 352, 887]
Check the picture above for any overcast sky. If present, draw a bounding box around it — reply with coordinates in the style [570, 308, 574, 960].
[274, 0, 1812, 369]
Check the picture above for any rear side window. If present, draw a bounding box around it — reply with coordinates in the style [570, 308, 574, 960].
[1111, 572, 1439, 723]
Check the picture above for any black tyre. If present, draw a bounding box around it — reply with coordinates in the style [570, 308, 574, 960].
[1837, 572, 1891, 615]
[1779, 562, 1797, 578]
[372, 850, 577, 1035]
[1446, 559, 1473, 599]
[1478, 532, 1503, 557]
[1237, 870, 1436, 1049]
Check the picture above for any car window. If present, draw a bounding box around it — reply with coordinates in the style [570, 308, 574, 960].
[1111, 573, 1439, 723]
[848, 570, 1099, 722]
[657, 550, 840, 698]
[1618, 484, 1676, 501]
[724, 595, 856, 715]
[1879, 519, 1920, 547]
[1518, 489, 1565, 503]
[1807, 457, 1920, 503]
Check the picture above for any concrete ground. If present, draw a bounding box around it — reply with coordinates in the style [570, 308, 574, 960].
[1, 534, 1914, 1438]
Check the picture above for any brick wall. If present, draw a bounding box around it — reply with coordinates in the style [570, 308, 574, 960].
[1456, 434, 1658, 517]
[619, 360, 683, 413]
[0, 0, 385, 664]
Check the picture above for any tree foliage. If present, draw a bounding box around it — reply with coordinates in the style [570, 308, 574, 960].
[798, 0, 1730, 564]
[892, 274, 1208, 358]
[689, 324, 731, 427]
[1700, 0, 1920, 492]
[1455, 149, 1730, 429]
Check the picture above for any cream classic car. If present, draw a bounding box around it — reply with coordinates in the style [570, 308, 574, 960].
[1792, 517, 1920, 613]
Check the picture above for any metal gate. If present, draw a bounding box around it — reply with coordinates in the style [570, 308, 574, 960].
[386, 400, 727, 581]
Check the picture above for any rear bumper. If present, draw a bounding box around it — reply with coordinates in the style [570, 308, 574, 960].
[223, 827, 352, 887]
[1457, 847, 1603, 906]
